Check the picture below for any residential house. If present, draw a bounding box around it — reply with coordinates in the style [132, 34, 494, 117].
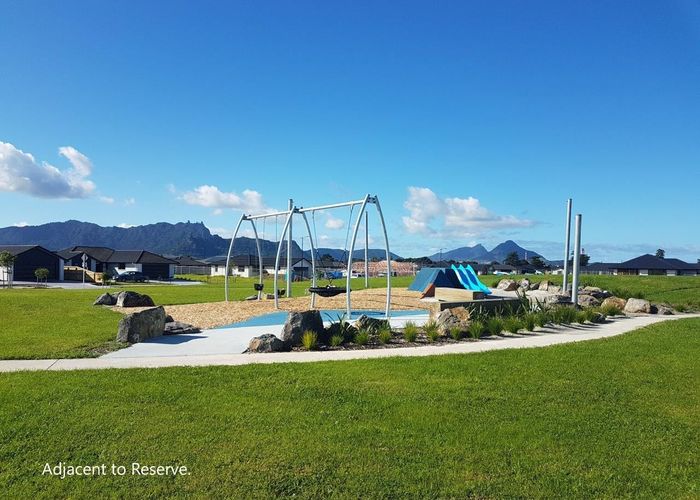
[210, 255, 314, 279]
[350, 260, 417, 277]
[612, 254, 699, 276]
[0, 245, 64, 281]
[57, 246, 177, 279]
[174, 256, 211, 275]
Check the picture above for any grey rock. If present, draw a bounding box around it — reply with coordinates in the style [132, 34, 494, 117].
[591, 312, 606, 323]
[116, 306, 166, 343]
[164, 314, 175, 323]
[115, 291, 155, 308]
[582, 286, 610, 299]
[281, 310, 324, 347]
[548, 285, 563, 294]
[651, 304, 674, 315]
[518, 278, 531, 290]
[246, 334, 286, 353]
[497, 279, 518, 291]
[538, 280, 551, 292]
[435, 307, 470, 335]
[529, 281, 540, 291]
[577, 294, 601, 308]
[355, 315, 389, 333]
[163, 321, 200, 335]
[601, 296, 626, 310]
[624, 298, 651, 314]
[93, 293, 116, 306]
[544, 294, 571, 306]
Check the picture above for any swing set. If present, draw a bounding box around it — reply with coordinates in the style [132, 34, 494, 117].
[224, 194, 392, 318]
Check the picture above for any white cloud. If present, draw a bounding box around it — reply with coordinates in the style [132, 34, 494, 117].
[212, 208, 223, 216]
[402, 186, 534, 238]
[13, 221, 29, 227]
[325, 215, 345, 230]
[99, 196, 115, 204]
[166, 183, 177, 194]
[124, 197, 136, 206]
[0, 141, 96, 198]
[181, 185, 270, 214]
[117, 223, 135, 228]
[209, 226, 234, 238]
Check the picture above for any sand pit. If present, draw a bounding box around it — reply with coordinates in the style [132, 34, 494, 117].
[112, 288, 424, 329]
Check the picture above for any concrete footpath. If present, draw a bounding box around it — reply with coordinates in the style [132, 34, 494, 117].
[1, 314, 697, 373]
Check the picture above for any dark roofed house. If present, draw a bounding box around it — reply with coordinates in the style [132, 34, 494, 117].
[0, 245, 64, 281]
[57, 246, 177, 280]
[174, 256, 211, 276]
[581, 262, 616, 275]
[612, 254, 698, 276]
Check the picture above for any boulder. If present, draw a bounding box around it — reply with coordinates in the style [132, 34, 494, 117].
[497, 279, 518, 291]
[529, 281, 540, 291]
[577, 294, 601, 308]
[518, 278, 531, 290]
[116, 306, 166, 343]
[544, 294, 571, 306]
[538, 280, 551, 292]
[246, 334, 286, 353]
[115, 291, 155, 308]
[548, 285, 563, 294]
[93, 292, 116, 306]
[601, 296, 626, 310]
[163, 321, 200, 335]
[435, 307, 470, 335]
[651, 304, 674, 315]
[582, 286, 610, 299]
[624, 298, 651, 314]
[165, 314, 175, 323]
[591, 312, 606, 323]
[281, 310, 324, 347]
[355, 315, 389, 333]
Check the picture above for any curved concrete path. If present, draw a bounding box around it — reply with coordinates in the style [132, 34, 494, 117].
[1, 314, 697, 373]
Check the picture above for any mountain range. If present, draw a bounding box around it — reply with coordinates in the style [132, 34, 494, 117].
[428, 240, 547, 263]
[0, 220, 400, 260]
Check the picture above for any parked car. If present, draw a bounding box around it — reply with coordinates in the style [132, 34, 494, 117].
[115, 271, 149, 283]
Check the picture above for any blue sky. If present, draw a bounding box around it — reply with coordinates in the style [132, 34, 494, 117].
[1, 1, 699, 261]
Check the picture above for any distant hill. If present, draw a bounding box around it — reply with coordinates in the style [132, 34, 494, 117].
[429, 240, 546, 263]
[0, 220, 401, 260]
[313, 247, 401, 262]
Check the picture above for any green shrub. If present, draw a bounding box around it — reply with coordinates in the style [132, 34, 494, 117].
[523, 313, 537, 332]
[449, 326, 463, 340]
[354, 329, 370, 345]
[486, 317, 504, 336]
[535, 311, 549, 328]
[675, 304, 687, 313]
[403, 321, 418, 342]
[423, 321, 440, 342]
[576, 310, 588, 324]
[329, 334, 344, 347]
[377, 325, 392, 344]
[504, 316, 522, 334]
[301, 330, 318, 351]
[468, 320, 485, 340]
[554, 306, 578, 324]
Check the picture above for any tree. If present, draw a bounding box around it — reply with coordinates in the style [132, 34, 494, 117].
[568, 253, 590, 267]
[504, 251, 520, 267]
[529, 256, 545, 269]
[34, 267, 49, 286]
[655, 249, 665, 259]
[320, 253, 335, 263]
[0, 251, 17, 288]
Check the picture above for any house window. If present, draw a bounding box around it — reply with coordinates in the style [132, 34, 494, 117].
[118, 263, 126, 270]
[238, 266, 245, 272]
[214, 265, 218, 272]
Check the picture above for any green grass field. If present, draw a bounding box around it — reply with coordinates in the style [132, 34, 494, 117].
[1, 319, 698, 498]
[0, 274, 698, 360]
[0, 276, 413, 360]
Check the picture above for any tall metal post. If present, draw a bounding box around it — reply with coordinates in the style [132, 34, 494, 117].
[373, 196, 392, 318]
[571, 214, 582, 306]
[346, 195, 370, 317]
[224, 214, 246, 302]
[562, 198, 572, 294]
[286, 198, 293, 298]
[364, 211, 369, 288]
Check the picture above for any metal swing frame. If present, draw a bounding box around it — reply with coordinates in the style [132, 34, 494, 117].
[224, 194, 392, 318]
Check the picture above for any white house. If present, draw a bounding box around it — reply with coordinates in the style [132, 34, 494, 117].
[210, 255, 313, 279]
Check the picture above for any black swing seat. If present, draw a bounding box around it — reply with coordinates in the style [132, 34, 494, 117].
[309, 285, 347, 297]
[253, 283, 264, 291]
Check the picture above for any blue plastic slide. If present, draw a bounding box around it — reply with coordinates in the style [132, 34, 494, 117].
[463, 264, 492, 295]
[450, 264, 473, 290]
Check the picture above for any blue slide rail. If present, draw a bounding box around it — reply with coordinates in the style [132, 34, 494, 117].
[463, 264, 492, 295]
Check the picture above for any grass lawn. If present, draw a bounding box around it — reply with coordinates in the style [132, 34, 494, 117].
[0, 276, 413, 360]
[1, 319, 698, 497]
